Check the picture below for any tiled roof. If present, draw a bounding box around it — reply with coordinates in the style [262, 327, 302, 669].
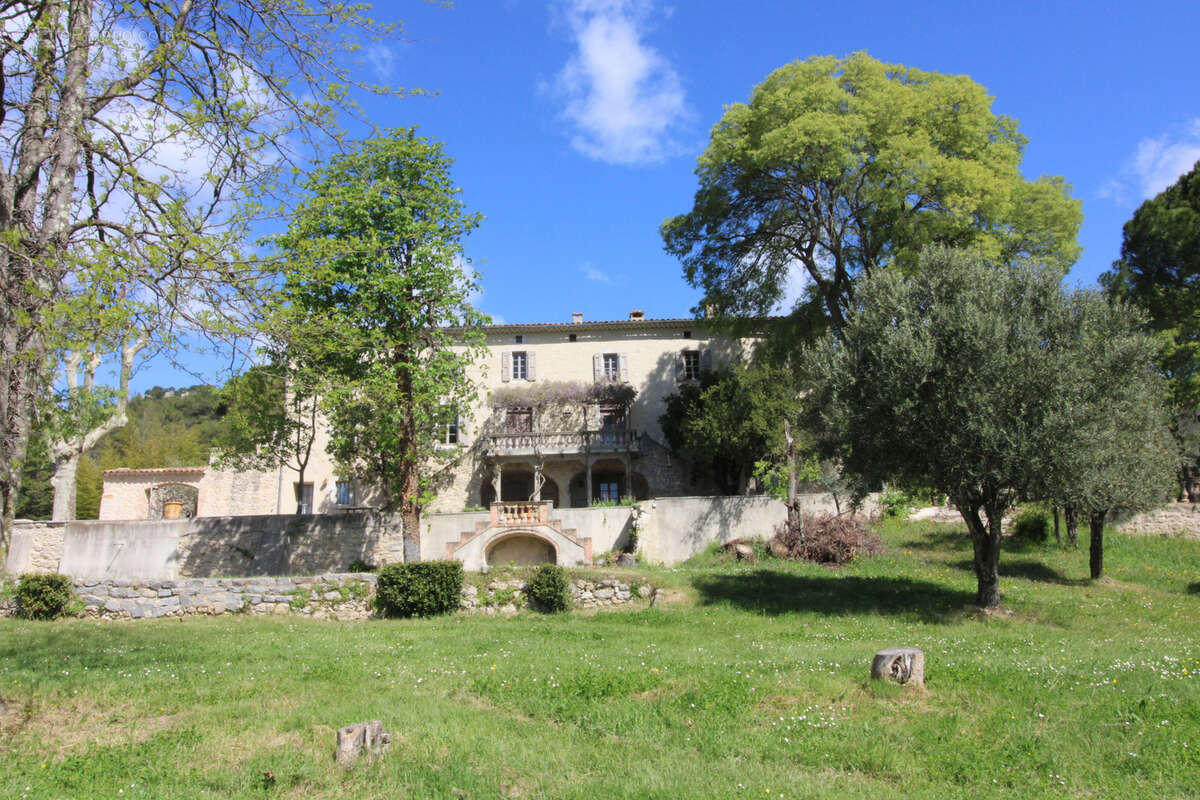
[480, 316, 780, 333]
[103, 466, 206, 475]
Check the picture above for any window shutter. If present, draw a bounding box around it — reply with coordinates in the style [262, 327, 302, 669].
[501, 351, 511, 382]
[700, 348, 712, 374]
[459, 414, 469, 443]
[527, 351, 537, 381]
[619, 352, 629, 382]
[593, 353, 602, 381]
[675, 351, 685, 380]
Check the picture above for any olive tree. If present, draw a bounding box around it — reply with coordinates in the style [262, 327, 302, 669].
[807, 247, 1171, 606]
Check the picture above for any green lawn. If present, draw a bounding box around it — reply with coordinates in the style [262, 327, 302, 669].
[2, 519, 1198, 799]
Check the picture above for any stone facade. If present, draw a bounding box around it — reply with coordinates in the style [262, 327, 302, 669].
[96, 314, 757, 520]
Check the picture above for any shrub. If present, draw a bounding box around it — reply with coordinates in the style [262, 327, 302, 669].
[374, 562, 463, 618]
[526, 564, 570, 613]
[347, 559, 376, 573]
[879, 488, 915, 518]
[769, 513, 881, 565]
[16, 572, 74, 620]
[1010, 507, 1050, 543]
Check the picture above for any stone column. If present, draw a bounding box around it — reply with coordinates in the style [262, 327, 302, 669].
[585, 455, 593, 507]
[533, 461, 543, 501]
[624, 453, 632, 501]
[492, 462, 503, 503]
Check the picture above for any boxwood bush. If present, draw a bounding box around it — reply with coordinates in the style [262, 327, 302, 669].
[374, 562, 463, 618]
[16, 572, 74, 620]
[527, 564, 570, 613]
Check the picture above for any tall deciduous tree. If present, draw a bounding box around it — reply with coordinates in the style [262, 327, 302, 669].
[807, 247, 1168, 607]
[662, 52, 1082, 331]
[0, 0, 405, 558]
[273, 129, 488, 561]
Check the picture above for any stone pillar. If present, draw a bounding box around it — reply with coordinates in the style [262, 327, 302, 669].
[492, 463, 503, 503]
[585, 455, 593, 507]
[533, 461, 543, 501]
[624, 453, 632, 501]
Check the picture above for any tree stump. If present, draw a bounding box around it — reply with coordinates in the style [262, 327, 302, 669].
[870, 647, 925, 688]
[335, 720, 392, 766]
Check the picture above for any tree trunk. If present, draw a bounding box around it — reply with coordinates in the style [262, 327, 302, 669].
[50, 451, 80, 521]
[783, 419, 799, 522]
[1089, 510, 1106, 580]
[955, 499, 1002, 608]
[1064, 504, 1078, 547]
[1052, 505, 1061, 546]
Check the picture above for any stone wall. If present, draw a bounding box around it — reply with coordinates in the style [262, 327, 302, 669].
[1115, 503, 1200, 538]
[0, 572, 659, 621]
[6, 521, 65, 574]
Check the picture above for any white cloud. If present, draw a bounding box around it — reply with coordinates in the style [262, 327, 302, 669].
[579, 262, 615, 284]
[551, 0, 691, 166]
[365, 45, 396, 80]
[1102, 118, 1200, 202]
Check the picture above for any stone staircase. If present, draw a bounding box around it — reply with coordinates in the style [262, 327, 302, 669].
[446, 501, 591, 568]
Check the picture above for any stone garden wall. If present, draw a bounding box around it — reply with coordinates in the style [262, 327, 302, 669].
[1115, 503, 1200, 538]
[1, 572, 659, 620]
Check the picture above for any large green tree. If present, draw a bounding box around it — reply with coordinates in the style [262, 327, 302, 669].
[273, 129, 488, 561]
[662, 52, 1082, 331]
[1101, 160, 1200, 494]
[660, 365, 799, 496]
[807, 247, 1169, 607]
[0, 0, 405, 558]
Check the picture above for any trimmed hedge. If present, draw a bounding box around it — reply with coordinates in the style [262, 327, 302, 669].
[374, 561, 463, 618]
[16, 572, 73, 620]
[527, 564, 570, 613]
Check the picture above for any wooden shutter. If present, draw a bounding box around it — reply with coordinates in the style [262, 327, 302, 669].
[501, 351, 511, 382]
[675, 351, 685, 380]
[593, 353, 602, 381]
[619, 353, 629, 383]
[527, 351, 537, 381]
[458, 413, 469, 443]
[700, 348, 712, 374]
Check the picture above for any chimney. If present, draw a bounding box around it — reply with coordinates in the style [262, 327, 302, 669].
[572, 312, 583, 324]
[629, 309, 645, 321]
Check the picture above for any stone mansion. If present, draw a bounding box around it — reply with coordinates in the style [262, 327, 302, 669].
[98, 311, 757, 521]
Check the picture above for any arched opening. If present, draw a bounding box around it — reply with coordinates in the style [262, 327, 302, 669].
[486, 532, 556, 566]
[148, 483, 199, 520]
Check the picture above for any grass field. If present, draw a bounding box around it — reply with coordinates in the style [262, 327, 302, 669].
[2, 519, 1198, 799]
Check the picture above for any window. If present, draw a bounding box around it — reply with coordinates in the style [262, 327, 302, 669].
[683, 330, 691, 339]
[602, 352, 620, 380]
[442, 416, 460, 445]
[336, 480, 354, 506]
[569, 333, 577, 343]
[682, 349, 700, 380]
[505, 406, 533, 433]
[295, 482, 314, 515]
[512, 351, 528, 380]
[515, 335, 524, 344]
[597, 481, 619, 502]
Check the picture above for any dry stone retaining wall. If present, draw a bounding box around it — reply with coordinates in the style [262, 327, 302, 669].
[1, 572, 658, 620]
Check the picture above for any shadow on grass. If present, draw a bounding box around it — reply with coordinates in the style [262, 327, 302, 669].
[1187, 581, 1200, 595]
[902, 527, 970, 552]
[947, 558, 1086, 586]
[692, 570, 972, 623]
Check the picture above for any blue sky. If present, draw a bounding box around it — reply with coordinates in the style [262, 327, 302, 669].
[138, 0, 1200, 388]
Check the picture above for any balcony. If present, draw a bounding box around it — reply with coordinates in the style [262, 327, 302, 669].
[486, 429, 641, 457]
